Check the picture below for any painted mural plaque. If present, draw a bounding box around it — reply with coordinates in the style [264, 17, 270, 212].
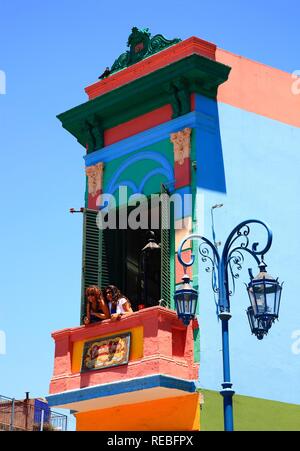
[81, 332, 131, 372]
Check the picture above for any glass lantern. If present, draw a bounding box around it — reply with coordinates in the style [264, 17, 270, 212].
[246, 306, 272, 340]
[174, 273, 198, 326]
[246, 260, 283, 334]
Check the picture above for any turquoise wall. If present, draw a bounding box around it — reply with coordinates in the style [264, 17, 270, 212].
[195, 94, 300, 404]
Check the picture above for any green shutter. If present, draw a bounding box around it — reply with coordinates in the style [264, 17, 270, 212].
[100, 229, 110, 288]
[169, 195, 175, 309]
[160, 184, 175, 309]
[80, 209, 109, 324]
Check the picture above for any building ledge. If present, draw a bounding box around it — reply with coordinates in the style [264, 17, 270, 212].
[46, 374, 197, 412]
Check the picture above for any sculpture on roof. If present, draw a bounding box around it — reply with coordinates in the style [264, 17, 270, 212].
[109, 27, 181, 75]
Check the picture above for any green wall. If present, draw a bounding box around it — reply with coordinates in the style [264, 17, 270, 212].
[103, 137, 174, 201]
[200, 389, 300, 431]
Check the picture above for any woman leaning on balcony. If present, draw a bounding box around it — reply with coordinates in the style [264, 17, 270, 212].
[83, 286, 110, 325]
[104, 285, 133, 321]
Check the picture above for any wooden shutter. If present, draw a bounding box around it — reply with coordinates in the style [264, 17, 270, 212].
[80, 209, 109, 323]
[160, 184, 175, 309]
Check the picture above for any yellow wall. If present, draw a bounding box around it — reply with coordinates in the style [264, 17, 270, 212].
[72, 326, 144, 373]
[75, 393, 200, 431]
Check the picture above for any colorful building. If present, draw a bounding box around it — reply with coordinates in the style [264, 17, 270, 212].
[46, 27, 300, 429]
[0, 394, 67, 431]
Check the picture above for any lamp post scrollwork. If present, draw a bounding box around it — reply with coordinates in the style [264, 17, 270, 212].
[174, 219, 283, 431]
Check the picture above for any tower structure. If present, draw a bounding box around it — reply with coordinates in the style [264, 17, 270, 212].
[46, 27, 231, 431]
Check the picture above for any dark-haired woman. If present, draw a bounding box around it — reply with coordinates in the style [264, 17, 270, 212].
[83, 286, 110, 325]
[105, 285, 133, 321]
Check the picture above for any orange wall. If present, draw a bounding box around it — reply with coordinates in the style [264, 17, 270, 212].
[216, 48, 300, 128]
[75, 393, 200, 431]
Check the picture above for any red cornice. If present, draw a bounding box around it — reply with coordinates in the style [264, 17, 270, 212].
[85, 36, 216, 100]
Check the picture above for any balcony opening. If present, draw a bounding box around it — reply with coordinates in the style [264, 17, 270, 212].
[81, 190, 174, 323]
[102, 203, 161, 311]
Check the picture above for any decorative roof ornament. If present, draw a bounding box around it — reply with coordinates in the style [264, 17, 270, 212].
[110, 27, 181, 74]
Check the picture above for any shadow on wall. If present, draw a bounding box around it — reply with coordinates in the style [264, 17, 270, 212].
[195, 94, 226, 194]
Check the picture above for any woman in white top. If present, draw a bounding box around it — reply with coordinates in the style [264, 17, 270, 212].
[105, 285, 133, 321]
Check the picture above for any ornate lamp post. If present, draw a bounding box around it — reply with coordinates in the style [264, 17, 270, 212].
[174, 219, 283, 431]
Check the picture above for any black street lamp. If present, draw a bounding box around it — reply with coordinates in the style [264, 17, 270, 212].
[246, 260, 282, 334]
[246, 307, 270, 340]
[174, 273, 198, 326]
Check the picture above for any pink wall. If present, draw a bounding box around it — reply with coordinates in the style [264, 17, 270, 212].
[49, 307, 199, 394]
[216, 48, 300, 128]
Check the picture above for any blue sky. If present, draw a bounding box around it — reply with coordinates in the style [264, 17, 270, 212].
[0, 0, 299, 409]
